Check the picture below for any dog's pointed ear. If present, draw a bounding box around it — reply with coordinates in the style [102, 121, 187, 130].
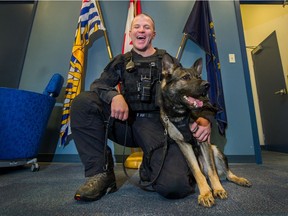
[192, 58, 203, 76]
[162, 54, 174, 77]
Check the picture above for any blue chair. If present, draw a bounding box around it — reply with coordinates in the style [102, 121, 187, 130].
[0, 73, 64, 171]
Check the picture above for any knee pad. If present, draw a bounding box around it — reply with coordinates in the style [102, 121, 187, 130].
[153, 175, 195, 199]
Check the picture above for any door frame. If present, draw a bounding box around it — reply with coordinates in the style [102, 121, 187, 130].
[234, 0, 285, 164]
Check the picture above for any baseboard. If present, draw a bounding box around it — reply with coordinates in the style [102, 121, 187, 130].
[261, 145, 288, 153]
[226, 155, 256, 163]
[38, 154, 129, 163]
[38, 153, 257, 164]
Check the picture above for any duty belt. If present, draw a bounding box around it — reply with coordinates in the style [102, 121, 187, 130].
[136, 112, 160, 118]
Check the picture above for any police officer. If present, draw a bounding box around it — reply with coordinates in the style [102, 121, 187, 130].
[70, 13, 213, 201]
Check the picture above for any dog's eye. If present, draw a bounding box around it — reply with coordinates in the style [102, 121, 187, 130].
[181, 74, 191, 80]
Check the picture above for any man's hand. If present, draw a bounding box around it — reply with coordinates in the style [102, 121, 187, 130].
[190, 117, 211, 143]
[111, 95, 129, 121]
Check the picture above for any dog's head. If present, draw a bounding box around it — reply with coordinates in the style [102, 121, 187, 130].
[161, 54, 210, 112]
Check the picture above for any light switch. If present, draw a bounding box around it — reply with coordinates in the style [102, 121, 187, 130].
[229, 54, 236, 63]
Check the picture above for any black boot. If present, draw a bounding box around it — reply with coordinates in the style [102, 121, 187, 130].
[74, 171, 117, 201]
[75, 150, 117, 201]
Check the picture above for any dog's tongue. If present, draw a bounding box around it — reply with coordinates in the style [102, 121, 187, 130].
[184, 96, 203, 108]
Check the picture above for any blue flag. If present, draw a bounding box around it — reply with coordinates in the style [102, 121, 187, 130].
[183, 0, 227, 135]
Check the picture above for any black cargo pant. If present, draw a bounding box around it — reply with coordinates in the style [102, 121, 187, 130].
[70, 91, 195, 199]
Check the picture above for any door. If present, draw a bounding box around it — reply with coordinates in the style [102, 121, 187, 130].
[251, 31, 288, 153]
[0, 2, 36, 88]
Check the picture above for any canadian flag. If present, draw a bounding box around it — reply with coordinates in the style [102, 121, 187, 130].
[122, 0, 142, 54]
[121, 0, 143, 162]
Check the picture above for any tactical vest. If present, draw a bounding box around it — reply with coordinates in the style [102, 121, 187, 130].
[120, 49, 166, 112]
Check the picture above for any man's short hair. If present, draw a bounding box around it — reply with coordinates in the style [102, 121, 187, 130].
[131, 13, 155, 31]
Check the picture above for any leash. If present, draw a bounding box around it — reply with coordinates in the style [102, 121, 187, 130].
[103, 116, 168, 191]
[121, 121, 168, 192]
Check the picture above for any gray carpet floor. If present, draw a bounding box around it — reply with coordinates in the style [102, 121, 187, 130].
[1, 150, 288, 216]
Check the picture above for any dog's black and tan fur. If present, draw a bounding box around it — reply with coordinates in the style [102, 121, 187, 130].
[160, 54, 251, 207]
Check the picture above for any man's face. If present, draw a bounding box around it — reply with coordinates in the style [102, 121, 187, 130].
[129, 15, 156, 52]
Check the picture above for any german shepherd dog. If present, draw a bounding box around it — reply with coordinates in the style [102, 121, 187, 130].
[160, 54, 251, 207]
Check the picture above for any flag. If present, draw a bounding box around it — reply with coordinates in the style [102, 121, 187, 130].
[122, 0, 142, 54]
[60, 0, 105, 146]
[122, 0, 142, 164]
[183, 0, 227, 135]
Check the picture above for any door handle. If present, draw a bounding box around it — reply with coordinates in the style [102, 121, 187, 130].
[274, 88, 287, 95]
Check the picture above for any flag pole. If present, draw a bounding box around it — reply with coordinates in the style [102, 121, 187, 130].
[176, 33, 188, 61]
[95, 0, 113, 60]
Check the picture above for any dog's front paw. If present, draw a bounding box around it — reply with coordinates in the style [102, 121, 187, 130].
[198, 192, 215, 207]
[237, 177, 252, 187]
[234, 177, 252, 187]
[227, 172, 252, 187]
[213, 189, 228, 199]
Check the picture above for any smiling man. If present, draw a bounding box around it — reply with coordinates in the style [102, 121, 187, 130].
[70, 13, 214, 202]
[129, 14, 156, 55]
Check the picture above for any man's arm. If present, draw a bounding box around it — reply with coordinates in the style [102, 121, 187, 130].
[111, 94, 129, 121]
[190, 99, 217, 143]
[90, 54, 123, 104]
[90, 54, 129, 121]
